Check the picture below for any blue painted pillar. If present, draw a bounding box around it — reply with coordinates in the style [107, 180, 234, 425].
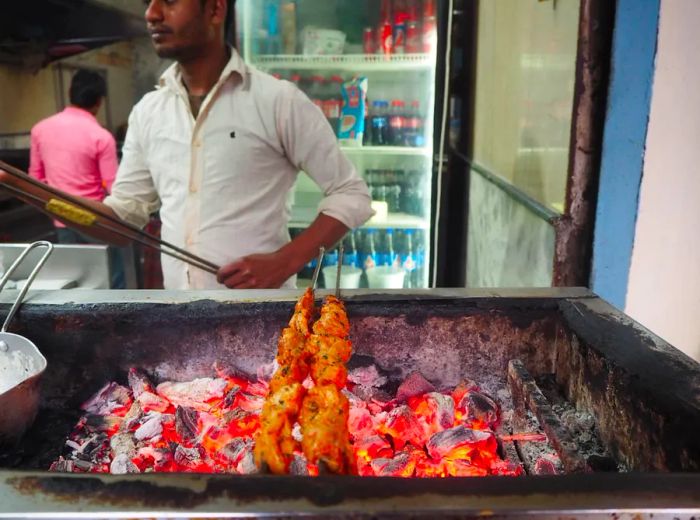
[591, 0, 661, 309]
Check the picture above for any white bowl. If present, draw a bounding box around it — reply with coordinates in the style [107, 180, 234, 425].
[322, 265, 362, 289]
[365, 266, 405, 289]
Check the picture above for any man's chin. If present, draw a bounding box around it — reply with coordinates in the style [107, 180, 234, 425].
[152, 43, 181, 60]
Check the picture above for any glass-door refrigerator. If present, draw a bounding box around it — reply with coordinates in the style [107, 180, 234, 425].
[236, 0, 449, 289]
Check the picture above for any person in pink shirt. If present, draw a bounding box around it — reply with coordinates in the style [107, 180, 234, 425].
[29, 69, 125, 288]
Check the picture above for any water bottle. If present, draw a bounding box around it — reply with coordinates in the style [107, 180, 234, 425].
[324, 248, 339, 267]
[344, 232, 359, 268]
[264, 0, 282, 54]
[363, 229, 380, 271]
[401, 230, 417, 288]
[383, 229, 400, 268]
[414, 229, 426, 288]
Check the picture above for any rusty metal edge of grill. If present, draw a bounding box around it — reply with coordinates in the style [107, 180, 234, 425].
[1, 472, 699, 516]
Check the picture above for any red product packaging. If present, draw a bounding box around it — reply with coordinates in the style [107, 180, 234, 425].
[406, 21, 420, 53]
[363, 27, 375, 54]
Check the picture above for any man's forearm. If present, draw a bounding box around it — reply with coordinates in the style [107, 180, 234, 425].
[281, 213, 350, 275]
[0, 169, 131, 246]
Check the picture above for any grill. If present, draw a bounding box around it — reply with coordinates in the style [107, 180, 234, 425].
[1, 288, 699, 518]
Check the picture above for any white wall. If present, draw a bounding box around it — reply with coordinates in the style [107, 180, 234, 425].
[626, 0, 700, 361]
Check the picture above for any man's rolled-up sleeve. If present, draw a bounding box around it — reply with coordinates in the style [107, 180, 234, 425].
[103, 108, 160, 229]
[278, 84, 374, 230]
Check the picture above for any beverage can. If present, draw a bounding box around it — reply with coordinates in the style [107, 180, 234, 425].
[423, 15, 437, 53]
[363, 27, 375, 55]
[389, 99, 406, 146]
[406, 21, 421, 53]
[379, 21, 393, 56]
[394, 22, 406, 54]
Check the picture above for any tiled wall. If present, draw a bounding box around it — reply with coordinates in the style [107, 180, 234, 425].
[467, 169, 555, 288]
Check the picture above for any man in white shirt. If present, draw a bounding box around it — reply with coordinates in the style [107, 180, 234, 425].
[0, 0, 373, 289]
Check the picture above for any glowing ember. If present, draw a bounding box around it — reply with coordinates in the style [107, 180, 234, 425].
[50, 368, 525, 477]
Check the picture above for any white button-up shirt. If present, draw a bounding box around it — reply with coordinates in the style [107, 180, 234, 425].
[105, 49, 373, 289]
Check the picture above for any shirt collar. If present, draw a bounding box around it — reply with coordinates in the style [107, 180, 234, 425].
[158, 46, 247, 93]
[64, 106, 96, 119]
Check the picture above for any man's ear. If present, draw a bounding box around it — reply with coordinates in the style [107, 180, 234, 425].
[210, 0, 227, 25]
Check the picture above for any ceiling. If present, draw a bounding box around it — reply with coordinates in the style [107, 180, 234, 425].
[0, 0, 147, 67]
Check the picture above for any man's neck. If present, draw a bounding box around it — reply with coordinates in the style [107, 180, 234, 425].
[179, 43, 230, 96]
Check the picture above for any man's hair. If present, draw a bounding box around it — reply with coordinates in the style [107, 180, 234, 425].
[69, 70, 107, 109]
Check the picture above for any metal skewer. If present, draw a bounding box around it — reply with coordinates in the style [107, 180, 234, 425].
[0, 183, 219, 275]
[311, 246, 325, 291]
[0, 160, 220, 274]
[335, 243, 344, 297]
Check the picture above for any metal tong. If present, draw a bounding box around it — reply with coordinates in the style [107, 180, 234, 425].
[0, 160, 220, 275]
[309, 243, 345, 297]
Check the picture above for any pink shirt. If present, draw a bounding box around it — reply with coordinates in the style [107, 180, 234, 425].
[30, 107, 118, 226]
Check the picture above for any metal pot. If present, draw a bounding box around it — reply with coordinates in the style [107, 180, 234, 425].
[0, 241, 53, 445]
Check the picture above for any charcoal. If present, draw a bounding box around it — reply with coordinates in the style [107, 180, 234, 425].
[290, 454, 309, 475]
[110, 433, 136, 458]
[426, 426, 497, 461]
[411, 392, 455, 435]
[72, 458, 96, 472]
[156, 378, 227, 411]
[396, 372, 435, 402]
[348, 365, 388, 388]
[587, 454, 618, 472]
[452, 379, 480, 403]
[174, 445, 204, 468]
[236, 448, 258, 475]
[50, 457, 75, 472]
[237, 392, 265, 413]
[351, 384, 392, 403]
[110, 453, 140, 474]
[256, 359, 278, 382]
[370, 451, 416, 477]
[221, 438, 253, 466]
[348, 404, 374, 438]
[121, 401, 143, 432]
[533, 457, 559, 475]
[84, 414, 122, 433]
[128, 368, 154, 397]
[489, 459, 524, 476]
[379, 405, 425, 451]
[134, 413, 164, 441]
[445, 459, 489, 477]
[175, 406, 199, 443]
[136, 391, 170, 413]
[82, 382, 132, 415]
[223, 385, 241, 408]
[459, 391, 500, 428]
[354, 434, 393, 460]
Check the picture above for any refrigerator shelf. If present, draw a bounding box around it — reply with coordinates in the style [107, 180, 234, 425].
[289, 212, 428, 230]
[252, 53, 435, 72]
[340, 145, 431, 157]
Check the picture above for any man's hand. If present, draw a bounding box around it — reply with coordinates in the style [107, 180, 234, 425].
[217, 250, 294, 289]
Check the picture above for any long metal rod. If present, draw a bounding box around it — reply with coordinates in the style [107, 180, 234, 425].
[0, 160, 220, 272]
[0, 241, 53, 333]
[335, 243, 344, 297]
[310, 247, 325, 291]
[0, 184, 218, 275]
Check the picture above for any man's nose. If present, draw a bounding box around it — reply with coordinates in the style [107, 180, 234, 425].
[145, 0, 163, 24]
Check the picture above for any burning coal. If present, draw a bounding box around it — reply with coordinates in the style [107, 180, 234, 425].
[50, 365, 525, 477]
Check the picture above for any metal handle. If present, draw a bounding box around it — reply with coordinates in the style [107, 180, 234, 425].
[0, 241, 54, 333]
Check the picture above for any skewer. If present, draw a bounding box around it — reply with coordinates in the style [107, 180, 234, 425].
[0, 160, 220, 273]
[311, 246, 325, 291]
[335, 243, 344, 297]
[0, 183, 219, 275]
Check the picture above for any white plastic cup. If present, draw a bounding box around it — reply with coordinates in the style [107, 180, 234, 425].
[365, 266, 405, 289]
[322, 265, 362, 289]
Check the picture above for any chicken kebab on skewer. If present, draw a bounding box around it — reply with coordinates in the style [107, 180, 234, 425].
[299, 246, 356, 474]
[253, 249, 324, 474]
